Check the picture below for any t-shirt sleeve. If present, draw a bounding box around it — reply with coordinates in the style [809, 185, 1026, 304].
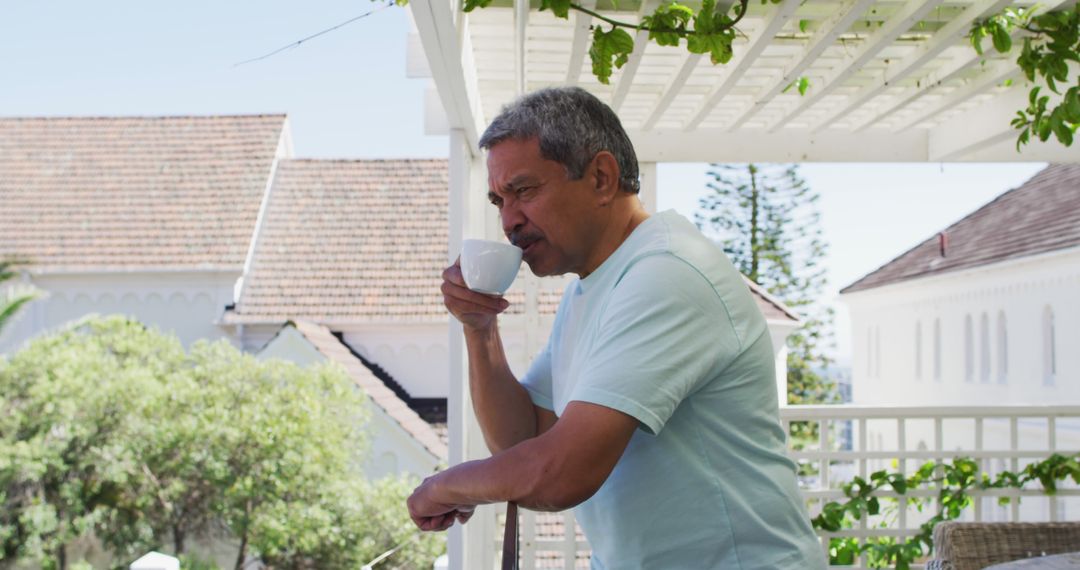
[569, 254, 743, 435]
[520, 337, 555, 411]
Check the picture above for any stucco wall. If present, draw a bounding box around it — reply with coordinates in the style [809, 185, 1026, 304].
[0, 271, 239, 355]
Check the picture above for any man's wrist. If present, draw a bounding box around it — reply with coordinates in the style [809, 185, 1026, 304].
[463, 319, 499, 340]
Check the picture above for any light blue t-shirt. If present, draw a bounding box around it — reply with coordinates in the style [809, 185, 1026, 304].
[521, 210, 825, 570]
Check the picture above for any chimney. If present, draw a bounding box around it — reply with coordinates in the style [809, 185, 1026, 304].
[938, 231, 948, 257]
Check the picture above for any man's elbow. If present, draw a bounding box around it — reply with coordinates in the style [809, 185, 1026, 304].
[517, 458, 605, 512]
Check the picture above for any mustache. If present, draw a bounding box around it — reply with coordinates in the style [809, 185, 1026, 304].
[508, 231, 542, 248]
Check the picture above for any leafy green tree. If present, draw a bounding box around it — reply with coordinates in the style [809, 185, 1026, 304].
[695, 164, 837, 408]
[0, 316, 444, 570]
[0, 316, 178, 569]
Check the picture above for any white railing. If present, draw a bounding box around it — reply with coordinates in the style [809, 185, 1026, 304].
[785, 405, 1080, 568]
[500, 405, 1080, 570]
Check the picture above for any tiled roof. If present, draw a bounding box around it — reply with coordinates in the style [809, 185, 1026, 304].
[288, 320, 448, 462]
[842, 164, 1080, 294]
[230, 159, 451, 322]
[0, 114, 285, 272]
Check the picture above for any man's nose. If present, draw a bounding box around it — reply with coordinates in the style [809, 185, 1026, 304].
[500, 200, 525, 236]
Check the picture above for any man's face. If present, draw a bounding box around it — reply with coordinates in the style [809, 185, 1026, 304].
[486, 138, 603, 278]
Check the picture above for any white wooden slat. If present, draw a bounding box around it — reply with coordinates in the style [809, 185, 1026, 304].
[1012, 417, 1020, 521]
[926, 81, 1031, 160]
[515, 0, 528, 96]
[611, 0, 660, 111]
[640, 0, 733, 129]
[768, 0, 947, 132]
[898, 60, 1021, 132]
[976, 417, 984, 521]
[684, 0, 802, 130]
[565, 0, 597, 85]
[725, 0, 875, 131]
[812, 0, 1013, 132]
[641, 53, 702, 130]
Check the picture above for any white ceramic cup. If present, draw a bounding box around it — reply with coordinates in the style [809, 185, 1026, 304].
[460, 239, 523, 295]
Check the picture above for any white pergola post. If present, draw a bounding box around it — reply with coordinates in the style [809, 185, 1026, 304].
[447, 128, 497, 570]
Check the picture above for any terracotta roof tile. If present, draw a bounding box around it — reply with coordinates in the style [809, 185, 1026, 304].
[0, 115, 286, 271]
[231, 159, 452, 321]
[288, 320, 448, 462]
[842, 164, 1080, 294]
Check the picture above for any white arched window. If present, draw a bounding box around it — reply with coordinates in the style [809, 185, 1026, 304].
[980, 313, 991, 383]
[933, 319, 942, 382]
[915, 321, 923, 381]
[867, 327, 873, 378]
[964, 314, 974, 383]
[997, 311, 1008, 384]
[1044, 305, 1057, 386]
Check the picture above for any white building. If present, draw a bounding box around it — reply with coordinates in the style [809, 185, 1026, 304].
[841, 164, 1079, 408]
[840, 164, 1080, 520]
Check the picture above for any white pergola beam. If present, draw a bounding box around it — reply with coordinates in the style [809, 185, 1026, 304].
[684, 0, 802, 130]
[612, 0, 660, 111]
[928, 84, 1027, 160]
[867, 0, 1077, 133]
[812, 0, 1013, 132]
[642, 53, 702, 130]
[897, 61, 1021, 132]
[768, 0, 946, 131]
[628, 128, 930, 162]
[410, 0, 485, 151]
[566, 0, 597, 85]
[515, 0, 528, 95]
[726, 0, 875, 131]
[929, 59, 1079, 160]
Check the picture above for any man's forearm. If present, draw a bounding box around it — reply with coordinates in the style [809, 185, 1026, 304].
[464, 322, 539, 453]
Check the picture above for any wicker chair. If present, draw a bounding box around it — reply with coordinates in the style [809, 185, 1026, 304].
[925, 521, 1080, 570]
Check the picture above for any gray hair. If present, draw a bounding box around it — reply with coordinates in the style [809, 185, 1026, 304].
[479, 87, 640, 194]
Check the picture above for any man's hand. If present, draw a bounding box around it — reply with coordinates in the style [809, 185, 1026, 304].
[407, 474, 476, 532]
[442, 258, 510, 331]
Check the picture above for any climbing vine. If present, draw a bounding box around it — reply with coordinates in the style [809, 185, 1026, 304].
[971, 4, 1080, 148]
[812, 453, 1080, 569]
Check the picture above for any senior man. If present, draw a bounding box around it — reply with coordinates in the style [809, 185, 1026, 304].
[407, 86, 825, 569]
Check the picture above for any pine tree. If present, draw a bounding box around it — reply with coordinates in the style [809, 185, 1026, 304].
[695, 163, 837, 407]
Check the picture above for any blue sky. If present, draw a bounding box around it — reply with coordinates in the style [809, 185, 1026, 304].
[2, 0, 1048, 363]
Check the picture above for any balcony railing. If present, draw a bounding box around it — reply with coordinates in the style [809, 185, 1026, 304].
[495, 405, 1080, 570]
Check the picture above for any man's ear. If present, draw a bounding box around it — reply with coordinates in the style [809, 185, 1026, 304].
[590, 151, 621, 205]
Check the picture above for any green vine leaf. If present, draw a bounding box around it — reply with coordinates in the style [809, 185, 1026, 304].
[540, 0, 573, 19]
[641, 2, 694, 47]
[461, 0, 494, 13]
[589, 26, 636, 84]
